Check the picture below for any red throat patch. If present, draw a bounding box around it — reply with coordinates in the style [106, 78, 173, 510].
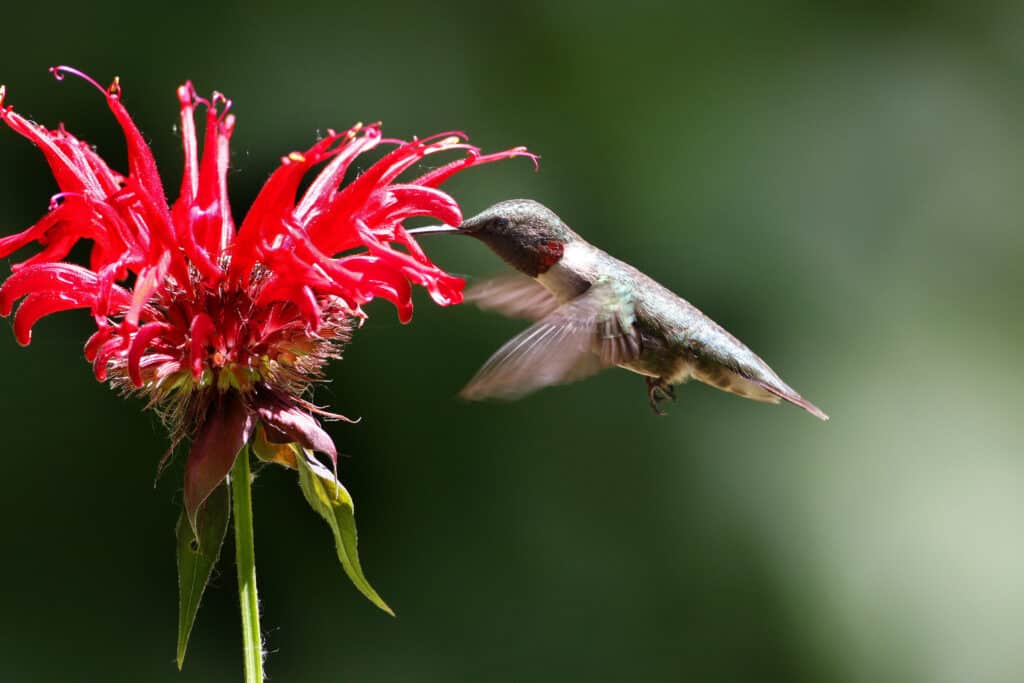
[535, 240, 564, 274]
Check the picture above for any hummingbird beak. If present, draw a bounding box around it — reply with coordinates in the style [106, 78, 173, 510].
[405, 224, 463, 236]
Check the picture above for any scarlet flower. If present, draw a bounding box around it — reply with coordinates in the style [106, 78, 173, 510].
[0, 67, 534, 531]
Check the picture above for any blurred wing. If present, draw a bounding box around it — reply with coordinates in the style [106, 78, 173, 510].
[461, 280, 640, 400]
[464, 273, 560, 320]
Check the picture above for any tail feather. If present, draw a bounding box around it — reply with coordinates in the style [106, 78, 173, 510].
[750, 378, 829, 421]
[691, 361, 829, 421]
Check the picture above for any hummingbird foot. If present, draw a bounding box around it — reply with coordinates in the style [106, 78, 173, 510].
[646, 377, 675, 416]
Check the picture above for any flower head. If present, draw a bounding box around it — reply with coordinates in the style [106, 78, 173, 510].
[0, 68, 534, 530]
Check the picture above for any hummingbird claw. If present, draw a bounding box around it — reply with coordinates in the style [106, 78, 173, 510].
[646, 377, 673, 416]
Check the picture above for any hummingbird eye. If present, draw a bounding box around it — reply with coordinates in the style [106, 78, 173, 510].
[493, 217, 511, 231]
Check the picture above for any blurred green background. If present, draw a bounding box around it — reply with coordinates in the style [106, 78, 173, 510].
[2, 1, 1022, 681]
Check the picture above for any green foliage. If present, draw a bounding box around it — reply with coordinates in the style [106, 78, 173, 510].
[297, 452, 394, 616]
[175, 481, 231, 670]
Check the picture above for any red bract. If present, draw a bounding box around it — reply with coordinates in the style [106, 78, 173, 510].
[0, 68, 534, 528]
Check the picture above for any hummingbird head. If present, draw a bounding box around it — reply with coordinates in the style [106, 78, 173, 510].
[458, 199, 573, 277]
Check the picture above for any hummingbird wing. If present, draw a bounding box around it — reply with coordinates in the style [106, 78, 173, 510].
[461, 280, 641, 400]
[463, 273, 560, 320]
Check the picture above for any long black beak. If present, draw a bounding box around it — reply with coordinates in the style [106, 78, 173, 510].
[405, 224, 463, 236]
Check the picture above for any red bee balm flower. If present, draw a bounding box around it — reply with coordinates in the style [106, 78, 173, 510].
[0, 67, 533, 668]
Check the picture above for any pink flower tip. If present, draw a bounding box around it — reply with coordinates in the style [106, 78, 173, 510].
[176, 82, 194, 104]
[516, 147, 541, 171]
[49, 66, 122, 97]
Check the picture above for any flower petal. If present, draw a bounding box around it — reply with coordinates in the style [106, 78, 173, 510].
[128, 322, 174, 387]
[13, 292, 93, 346]
[188, 313, 216, 380]
[0, 263, 101, 316]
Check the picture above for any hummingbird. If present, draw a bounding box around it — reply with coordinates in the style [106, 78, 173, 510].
[408, 199, 828, 419]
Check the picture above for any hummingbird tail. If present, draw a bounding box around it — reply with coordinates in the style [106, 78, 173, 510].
[750, 379, 829, 421]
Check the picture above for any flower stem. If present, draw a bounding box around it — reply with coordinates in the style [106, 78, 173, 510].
[231, 446, 264, 683]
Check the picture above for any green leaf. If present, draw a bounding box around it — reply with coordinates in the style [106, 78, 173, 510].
[296, 452, 394, 616]
[176, 480, 231, 670]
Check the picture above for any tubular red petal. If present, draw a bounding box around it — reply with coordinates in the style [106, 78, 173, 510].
[75, 194, 147, 262]
[92, 257, 138, 319]
[128, 322, 173, 387]
[293, 123, 382, 223]
[307, 140, 430, 254]
[231, 133, 351, 279]
[273, 218, 365, 290]
[0, 210, 65, 261]
[84, 327, 114, 362]
[367, 184, 463, 229]
[183, 391, 254, 533]
[58, 129, 123, 198]
[215, 114, 235, 256]
[13, 232, 81, 272]
[0, 263, 101, 316]
[0, 107, 101, 194]
[169, 88, 237, 280]
[189, 313, 216, 379]
[341, 255, 415, 323]
[190, 99, 235, 264]
[176, 83, 200, 207]
[92, 335, 126, 381]
[175, 204, 222, 281]
[352, 218, 455, 289]
[13, 291, 93, 346]
[101, 83, 171, 225]
[413, 146, 538, 188]
[296, 286, 321, 330]
[126, 252, 170, 327]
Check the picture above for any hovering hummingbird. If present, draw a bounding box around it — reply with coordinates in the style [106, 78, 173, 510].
[409, 199, 828, 419]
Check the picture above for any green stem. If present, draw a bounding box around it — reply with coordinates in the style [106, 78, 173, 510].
[231, 446, 264, 683]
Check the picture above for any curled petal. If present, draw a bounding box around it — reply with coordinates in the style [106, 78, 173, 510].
[367, 184, 463, 229]
[128, 322, 174, 387]
[13, 291, 92, 346]
[341, 255, 415, 323]
[0, 263, 102, 316]
[84, 327, 115, 362]
[92, 334, 127, 381]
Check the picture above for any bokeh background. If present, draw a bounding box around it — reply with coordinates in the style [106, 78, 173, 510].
[2, 1, 1022, 681]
